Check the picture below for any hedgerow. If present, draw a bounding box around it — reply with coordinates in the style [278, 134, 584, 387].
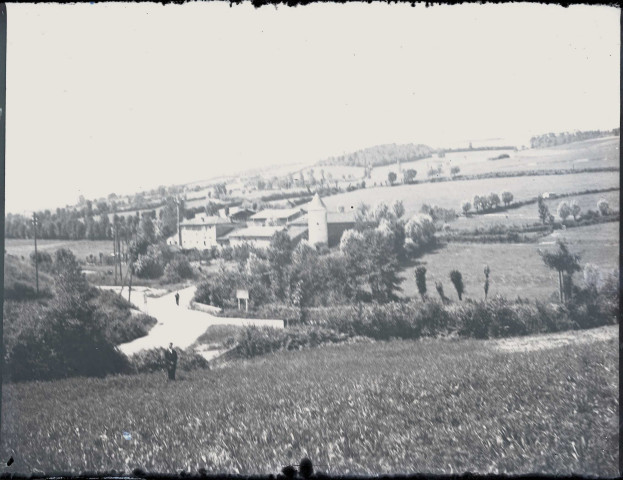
[229, 290, 618, 360]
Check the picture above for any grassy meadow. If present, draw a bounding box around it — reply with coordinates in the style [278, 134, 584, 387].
[451, 189, 619, 231]
[398, 222, 619, 301]
[322, 171, 619, 217]
[540, 222, 620, 268]
[368, 136, 618, 183]
[1, 329, 617, 475]
[4, 239, 114, 260]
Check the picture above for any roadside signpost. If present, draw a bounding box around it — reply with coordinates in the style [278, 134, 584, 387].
[236, 289, 249, 312]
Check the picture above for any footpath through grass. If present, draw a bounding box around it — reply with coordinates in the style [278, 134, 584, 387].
[1, 327, 618, 476]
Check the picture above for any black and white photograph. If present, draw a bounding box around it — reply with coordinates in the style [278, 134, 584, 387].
[0, 2, 620, 476]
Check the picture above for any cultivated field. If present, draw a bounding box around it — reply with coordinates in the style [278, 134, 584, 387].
[2, 329, 617, 475]
[367, 137, 618, 184]
[450, 189, 620, 231]
[398, 222, 619, 301]
[322, 171, 619, 217]
[540, 221, 620, 269]
[4, 239, 114, 259]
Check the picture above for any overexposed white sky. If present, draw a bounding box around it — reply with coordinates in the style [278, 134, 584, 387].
[4, 3, 620, 214]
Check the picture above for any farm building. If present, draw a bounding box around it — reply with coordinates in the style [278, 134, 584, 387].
[225, 194, 357, 249]
[288, 193, 357, 247]
[166, 214, 238, 249]
[223, 225, 308, 249]
[167, 194, 356, 250]
[248, 207, 304, 226]
[217, 205, 255, 221]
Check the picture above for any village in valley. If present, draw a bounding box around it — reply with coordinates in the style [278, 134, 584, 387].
[1, 3, 620, 477]
[3, 132, 620, 475]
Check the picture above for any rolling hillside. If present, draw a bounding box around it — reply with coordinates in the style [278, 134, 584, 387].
[318, 143, 433, 168]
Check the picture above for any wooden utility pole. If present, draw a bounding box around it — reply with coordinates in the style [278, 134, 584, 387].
[128, 267, 133, 303]
[113, 222, 118, 285]
[32, 213, 39, 295]
[175, 196, 182, 247]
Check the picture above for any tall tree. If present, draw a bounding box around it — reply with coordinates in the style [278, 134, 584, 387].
[537, 195, 551, 224]
[539, 239, 581, 303]
[415, 266, 427, 300]
[450, 270, 464, 301]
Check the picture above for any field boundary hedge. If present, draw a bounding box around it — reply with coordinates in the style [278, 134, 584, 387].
[439, 213, 619, 243]
[228, 292, 618, 360]
[469, 187, 620, 216]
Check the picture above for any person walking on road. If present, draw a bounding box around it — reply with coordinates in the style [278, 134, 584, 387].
[175, 292, 180, 306]
[165, 342, 178, 381]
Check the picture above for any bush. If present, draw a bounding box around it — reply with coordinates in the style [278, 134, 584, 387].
[234, 326, 348, 359]
[194, 271, 240, 309]
[134, 254, 164, 279]
[224, 288, 618, 361]
[5, 307, 130, 382]
[597, 199, 610, 215]
[415, 266, 427, 298]
[2, 254, 159, 382]
[30, 251, 53, 271]
[3, 281, 52, 301]
[450, 270, 464, 301]
[455, 301, 491, 339]
[163, 256, 195, 284]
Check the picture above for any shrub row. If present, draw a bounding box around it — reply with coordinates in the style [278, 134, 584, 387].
[438, 212, 619, 244]
[470, 187, 619, 216]
[228, 293, 618, 360]
[234, 326, 350, 358]
[438, 232, 539, 244]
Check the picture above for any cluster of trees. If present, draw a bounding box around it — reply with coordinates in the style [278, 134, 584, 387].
[539, 197, 611, 225]
[6, 197, 183, 242]
[414, 240, 601, 308]
[414, 265, 483, 304]
[403, 169, 417, 184]
[530, 128, 619, 149]
[125, 214, 194, 282]
[387, 168, 420, 186]
[3, 249, 157, 381]
[257, 168, 343, 191]
[420, 204, 458, 224]
[195, 200, 439, 311]
[462, 191, 514, 214]
[556, 200, 582, 222]
[427, 165, 444, 177]
[319, 143, 433, 169]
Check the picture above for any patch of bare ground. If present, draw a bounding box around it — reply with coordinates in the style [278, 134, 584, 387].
[491, 325, 618, 353]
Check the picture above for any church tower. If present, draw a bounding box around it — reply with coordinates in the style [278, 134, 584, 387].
[308, 193, 328, 246]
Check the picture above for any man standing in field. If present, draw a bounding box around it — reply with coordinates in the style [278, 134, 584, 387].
[165, 343, 178, 381]
[175, 292, 180, 306]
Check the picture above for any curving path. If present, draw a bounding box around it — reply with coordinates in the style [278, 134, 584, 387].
[113, 286, 283, 357]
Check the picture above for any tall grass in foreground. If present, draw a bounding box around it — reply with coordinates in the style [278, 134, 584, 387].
[1, 332, 617, 475]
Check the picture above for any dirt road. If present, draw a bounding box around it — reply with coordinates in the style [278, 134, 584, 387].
[115, 286, 283, 356]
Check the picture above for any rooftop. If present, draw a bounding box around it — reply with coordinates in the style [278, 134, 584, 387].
[224, 226, 285, 239]
[308, 193, 327, 211]
[224, 225, 309, 240]
[249, 208, 303, 221]
[180, 215, 232, 226]
[290, 211, 357, 225]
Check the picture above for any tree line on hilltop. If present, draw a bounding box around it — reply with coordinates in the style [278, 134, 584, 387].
[318, 143, 433, 169]
[5, 197, 182, 242]
[529, 128, 619, 149]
